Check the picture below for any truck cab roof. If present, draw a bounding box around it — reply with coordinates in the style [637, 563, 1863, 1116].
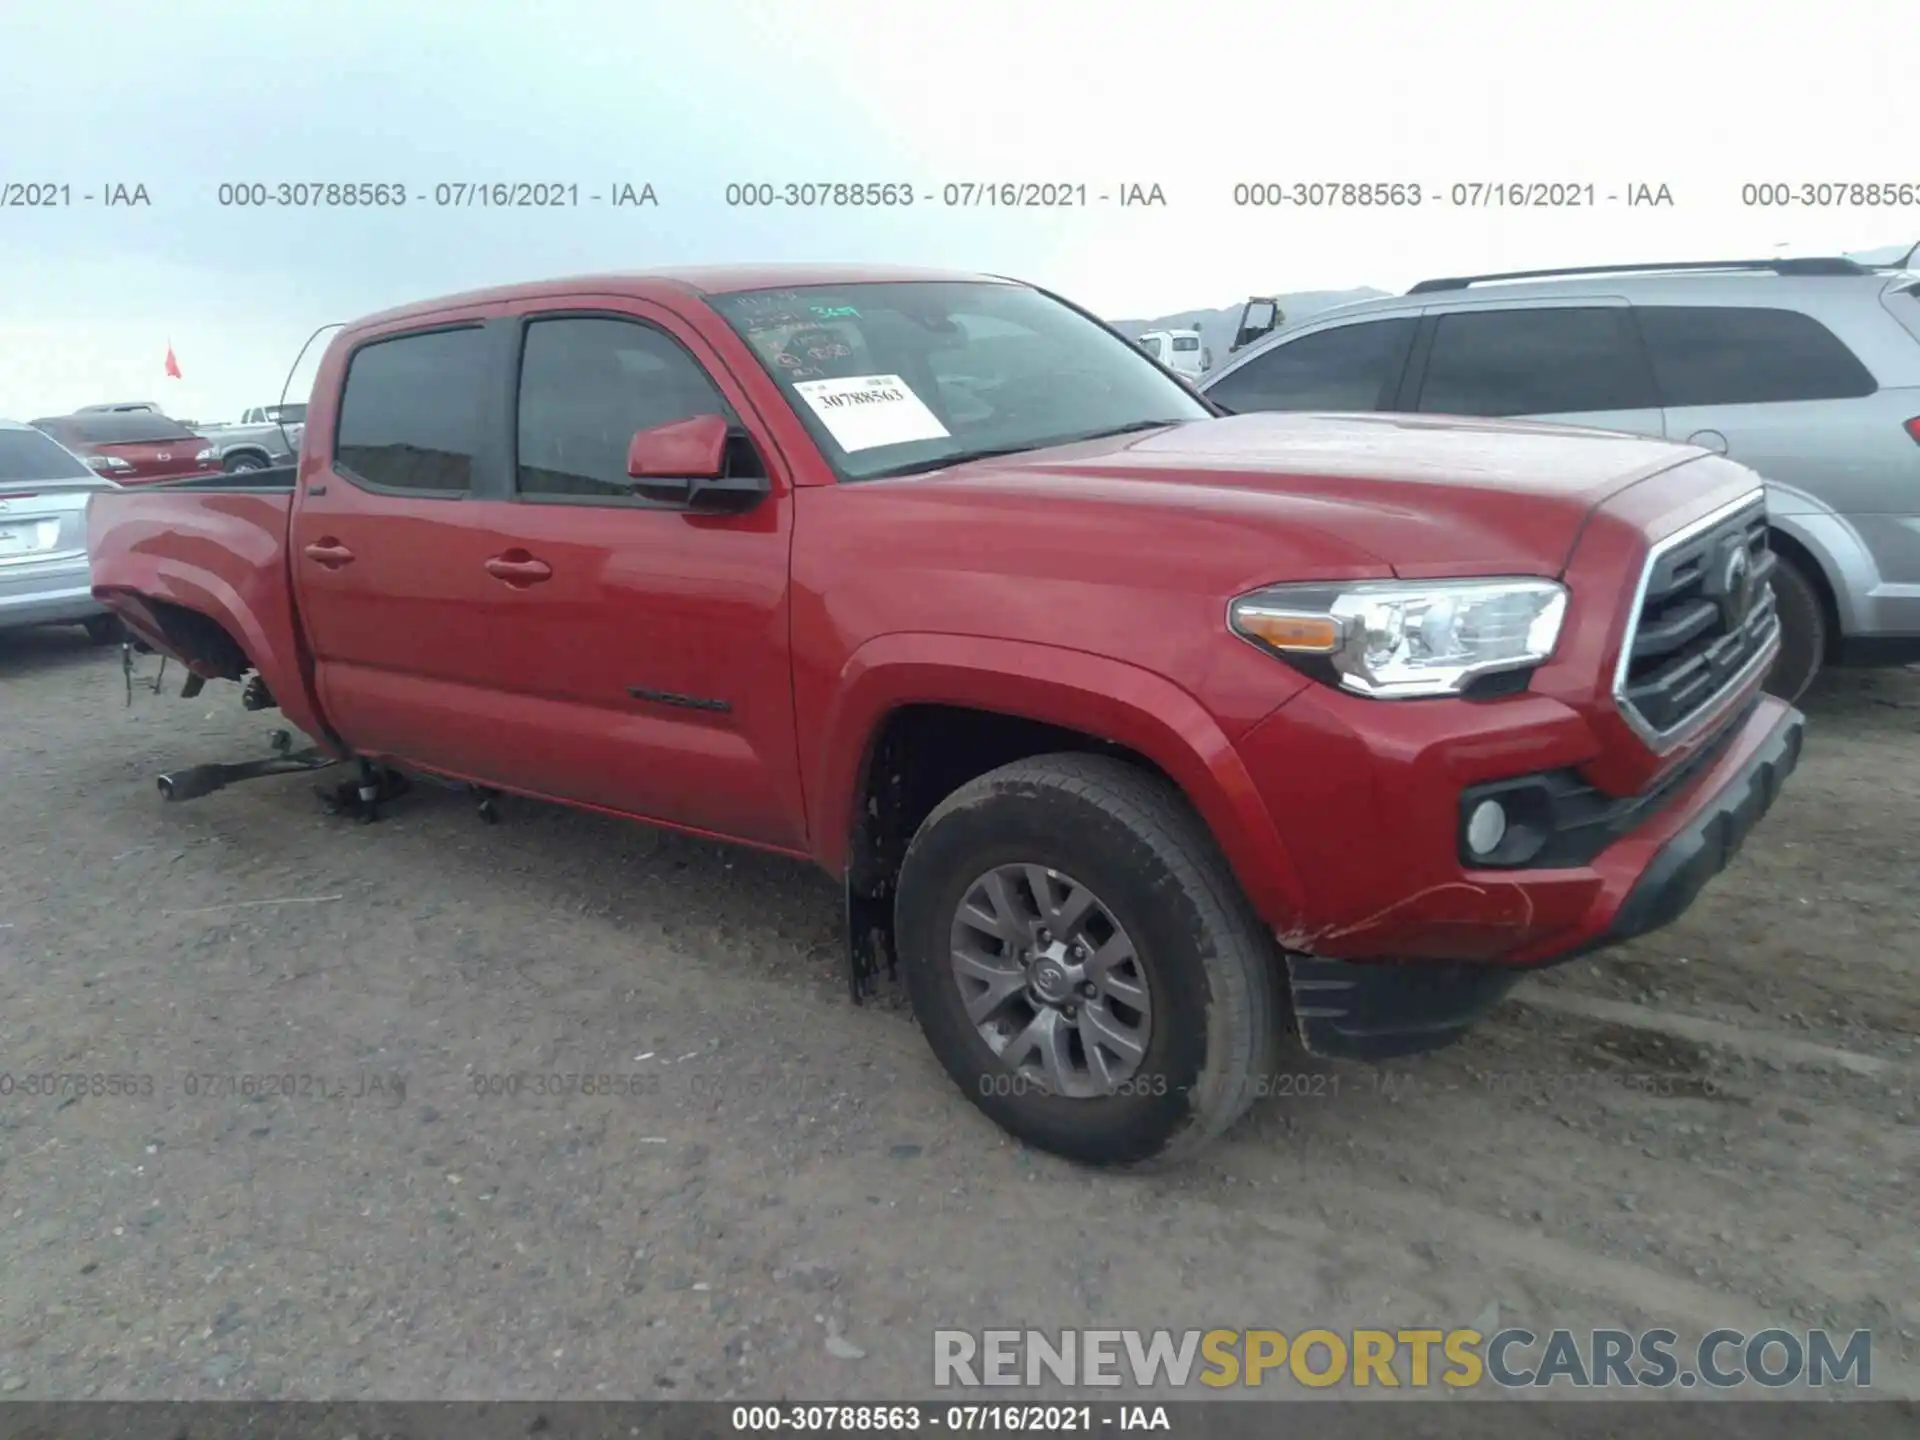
[351, 264, 1014, 333]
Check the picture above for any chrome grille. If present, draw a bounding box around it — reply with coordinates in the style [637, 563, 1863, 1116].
[1614, 494, 1778, 748]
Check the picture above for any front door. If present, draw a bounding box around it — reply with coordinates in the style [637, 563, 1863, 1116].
[448, 300, 807, 850]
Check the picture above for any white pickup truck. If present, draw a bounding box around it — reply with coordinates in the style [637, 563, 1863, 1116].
[196, 403, 308, 473]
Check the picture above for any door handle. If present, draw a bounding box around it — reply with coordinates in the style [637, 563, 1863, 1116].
[302, 539, 355, 568]
[484, 552, 553, 586]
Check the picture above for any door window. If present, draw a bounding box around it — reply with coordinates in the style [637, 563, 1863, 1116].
[334, 326, 490, 494]
[1205, 317, 1416, 412]
[1415, 307, 1656, 416]
[515, 316, 749, 502]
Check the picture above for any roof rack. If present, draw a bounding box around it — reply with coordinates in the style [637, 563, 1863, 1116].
[1405, 257, 1872, 295]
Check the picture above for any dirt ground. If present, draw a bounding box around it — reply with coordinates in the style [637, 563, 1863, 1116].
[1, 626, 1916, 1407]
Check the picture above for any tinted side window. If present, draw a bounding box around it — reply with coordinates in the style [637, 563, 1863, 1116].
[1206, 318, 1416, 413]
[515, 317, 739, 500]
[1416, 307, 1654, 416]
[1636, 305, 1878, 406]
[335, 327, 489, 493]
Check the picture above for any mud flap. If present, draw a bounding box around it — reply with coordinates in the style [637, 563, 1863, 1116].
[1285, 952, 1521, 1063]
[845, 871, 896, 1004]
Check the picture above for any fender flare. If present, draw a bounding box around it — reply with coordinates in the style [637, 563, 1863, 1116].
[99, 555, 340, 754]
[810, 631, 1306, 931]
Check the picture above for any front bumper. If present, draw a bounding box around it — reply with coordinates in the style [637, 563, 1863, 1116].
[0, 556, 104, 630]
[1268, 697, 1803, 1061]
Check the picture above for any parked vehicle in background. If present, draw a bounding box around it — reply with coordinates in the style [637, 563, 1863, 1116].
[1229, 296, 1284, 354]
[239, 403, 307, 426]
[1200, 256, 1920, 701]
[0, 419, 122, 642]
[87, 263, 1802, 1167]
[198, 404, 306, 473]
[76, 401, 166, 415]
[1136, 328, 1208, 380]
[30, 412, 222, 485]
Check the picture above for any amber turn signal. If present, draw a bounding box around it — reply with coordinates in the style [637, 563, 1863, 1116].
[1232, 608, 1343, 654]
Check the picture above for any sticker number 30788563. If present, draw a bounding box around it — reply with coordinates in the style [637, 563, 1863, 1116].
[792, 374, 951, 453]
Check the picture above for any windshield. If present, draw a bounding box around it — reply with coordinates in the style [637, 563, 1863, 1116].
[707, 281, 1210, 480]
[0, 427, 93, 481]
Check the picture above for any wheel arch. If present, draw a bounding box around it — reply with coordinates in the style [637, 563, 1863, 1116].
[813, 633, 1306, 934]
[1765, 521, 1842, 660]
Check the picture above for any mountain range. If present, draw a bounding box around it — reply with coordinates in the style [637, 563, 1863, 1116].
[1107, 242, 1917, 363]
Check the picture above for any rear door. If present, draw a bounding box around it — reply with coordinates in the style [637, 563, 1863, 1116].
[290, 316, 519, 781]
[1404, 299, 1666, 438]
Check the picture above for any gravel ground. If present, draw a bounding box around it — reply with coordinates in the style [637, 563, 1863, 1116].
[1, 627, 1916, 1406]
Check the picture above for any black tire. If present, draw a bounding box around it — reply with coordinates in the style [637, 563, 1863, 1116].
[81, 614, 123, 645]
[894, 753, 1277, 1168]
[224, 453, 268, 473]
[1764, 553, 1825, 704]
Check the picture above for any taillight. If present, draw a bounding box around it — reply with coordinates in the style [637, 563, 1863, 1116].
[195, 447, 218, 463]
[86, 454, 132, 472]
[1905, 417, 1920, 445]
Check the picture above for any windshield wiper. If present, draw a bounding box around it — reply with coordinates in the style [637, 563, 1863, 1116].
[862, 419, 1187, 480]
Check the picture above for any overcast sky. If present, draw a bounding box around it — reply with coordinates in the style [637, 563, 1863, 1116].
[0, 0, 1910, 420]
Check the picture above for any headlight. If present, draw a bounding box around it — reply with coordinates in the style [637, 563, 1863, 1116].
[1229, 578, 1568, 698]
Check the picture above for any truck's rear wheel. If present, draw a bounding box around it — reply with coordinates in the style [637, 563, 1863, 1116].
[1763, 554, 1825, 704]
[894, 753, 1276, 1168]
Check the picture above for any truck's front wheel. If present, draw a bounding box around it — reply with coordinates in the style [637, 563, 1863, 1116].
[894, 753, 1276, 1168]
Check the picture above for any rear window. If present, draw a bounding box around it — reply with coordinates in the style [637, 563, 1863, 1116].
[0, 427, 94, 481]
[1172, 335, 1200, 352]
[263, 404, 307, 424]
[34, 413, 201, 445]
[334, 326, 489, 494]
[1635, 305, 1878, 406]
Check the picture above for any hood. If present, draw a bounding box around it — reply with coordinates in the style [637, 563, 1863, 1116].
[921, 412, 1704, 578]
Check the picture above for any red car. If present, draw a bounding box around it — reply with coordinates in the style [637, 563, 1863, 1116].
[32, 411, 221, 484]
[86, 264, 1803, 1167]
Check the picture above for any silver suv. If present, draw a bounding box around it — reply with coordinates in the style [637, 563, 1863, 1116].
[1200, 255, 1920, 700]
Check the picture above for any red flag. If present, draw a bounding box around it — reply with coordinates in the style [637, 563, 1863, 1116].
[164, 342, 182, 379]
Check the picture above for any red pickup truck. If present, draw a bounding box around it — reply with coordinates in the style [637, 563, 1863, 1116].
[87, 264, 1804, 1167]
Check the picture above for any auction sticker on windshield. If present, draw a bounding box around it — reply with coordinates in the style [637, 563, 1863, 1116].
[793, 374, 950, 452]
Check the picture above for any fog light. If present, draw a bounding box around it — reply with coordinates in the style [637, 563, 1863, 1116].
[1466, 799, 1508, 857]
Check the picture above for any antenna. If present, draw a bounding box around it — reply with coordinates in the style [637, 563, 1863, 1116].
[275, 322, 346, 466]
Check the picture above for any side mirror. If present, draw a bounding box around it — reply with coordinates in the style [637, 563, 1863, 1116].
[624, 413, 769, 512]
